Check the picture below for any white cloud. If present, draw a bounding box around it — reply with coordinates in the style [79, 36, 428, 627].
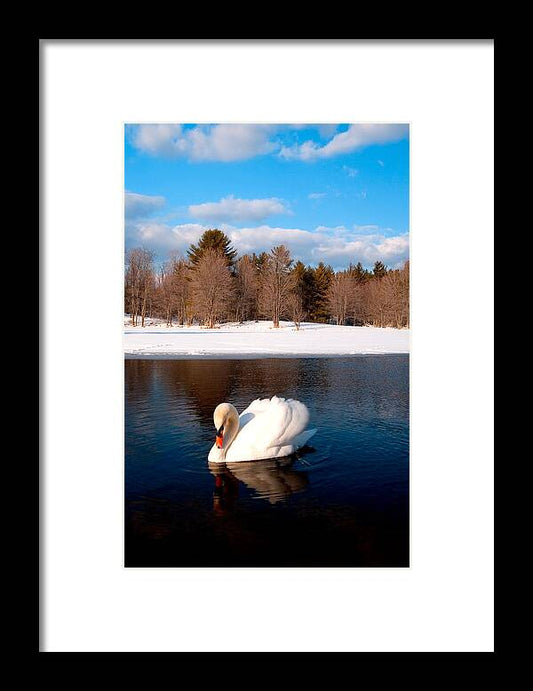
[129, 125, 186, 157]
[189, 196, 289, 223]
[125, 191, 165, 219]
[313, 233, 409, 268]
[131, 124, 277, 162]
[229, 226, 409, 269]
[225, 225, 317, 258]
[125, 221, 205, 257]
[374, 235, 411, 262]
[125, 220, 409, 270]
[308, 192, 327, 200]
[280, 124, 409, 161]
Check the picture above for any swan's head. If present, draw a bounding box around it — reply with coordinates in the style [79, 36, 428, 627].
[213, 402, 239, 450]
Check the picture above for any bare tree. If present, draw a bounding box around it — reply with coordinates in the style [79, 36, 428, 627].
[361, 261, 409, 328]
[366, 278, 386, 327]
[350, 281, 367, 325]
[234, 255, 258, 322]
[258, 245, 294, 328]
[380, 262, 409, 328]
[326, 271, 353, 325]
[125, 248, 155, 326]
[398, 260, 410, 327]
[190, 248, 234, 328]
[125, 248, 142, 325]
[139, 250, 155, 327]
[287, 290, 306, 330]
[167, 253, 191, 326]
[157, 262, 174, 326]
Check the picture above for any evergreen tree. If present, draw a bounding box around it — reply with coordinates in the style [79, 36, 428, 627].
[291, 261, 306, 297]
[349, 261, 369, 283]
[309, 261, 334, 322]
[253, 251, 270, 273]
[372, 260, 388, 279]
[290, 261, 315, 317]
[187, 229, 237, 268]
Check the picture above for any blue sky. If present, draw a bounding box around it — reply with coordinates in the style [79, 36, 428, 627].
[125, 123, 409, 270]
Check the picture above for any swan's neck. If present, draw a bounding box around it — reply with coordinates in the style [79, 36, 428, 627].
[222, 413, 240, 455]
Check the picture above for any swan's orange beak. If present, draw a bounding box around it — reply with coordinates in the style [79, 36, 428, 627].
[215, 426, 224, 449]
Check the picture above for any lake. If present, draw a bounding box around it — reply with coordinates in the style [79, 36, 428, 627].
[125, 356, 409, 567]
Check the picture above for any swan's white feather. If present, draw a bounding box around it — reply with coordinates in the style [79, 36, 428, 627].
[208, 396, 316, 463]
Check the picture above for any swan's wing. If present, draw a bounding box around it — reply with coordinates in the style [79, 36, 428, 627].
[239, 397, 276, 418]
[236, 396, 310, 452]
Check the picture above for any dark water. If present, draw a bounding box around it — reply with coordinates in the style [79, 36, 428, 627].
[125, 356, 409, 567]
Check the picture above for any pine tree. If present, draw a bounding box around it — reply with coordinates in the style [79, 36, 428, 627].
[309, 261, 334, 322]
[253, 251, 270, 273]
[291, 261, 315, 318]
[289, 261, 308, 326]
[291, 261, 307, 303]
[372, 260, 388, 279]
[349, 261, 369, 283]
[187, 229, 237, 268]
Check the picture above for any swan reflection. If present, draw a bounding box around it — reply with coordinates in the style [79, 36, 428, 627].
[209, 456, 309, 510]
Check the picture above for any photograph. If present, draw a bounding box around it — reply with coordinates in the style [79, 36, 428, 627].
[124, 123, 410, 567]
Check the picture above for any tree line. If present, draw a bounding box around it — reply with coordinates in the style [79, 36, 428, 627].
[125, 229, 409, 329]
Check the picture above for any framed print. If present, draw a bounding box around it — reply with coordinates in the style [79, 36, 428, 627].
[42, 39, 494, 652]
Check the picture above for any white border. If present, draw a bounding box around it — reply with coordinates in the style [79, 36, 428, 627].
[42, 40, 494, 652]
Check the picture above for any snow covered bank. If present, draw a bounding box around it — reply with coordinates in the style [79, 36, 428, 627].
[124, 319, 409, 359]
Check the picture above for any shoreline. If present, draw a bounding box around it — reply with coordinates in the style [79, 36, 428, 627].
[123, 319, 410, 360]
[124, 351, 409, 360]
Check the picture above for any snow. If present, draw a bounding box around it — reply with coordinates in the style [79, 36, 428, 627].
[124, 317, 409, 359]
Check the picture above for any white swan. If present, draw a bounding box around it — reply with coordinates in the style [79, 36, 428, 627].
[207, 396, 317, 463]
